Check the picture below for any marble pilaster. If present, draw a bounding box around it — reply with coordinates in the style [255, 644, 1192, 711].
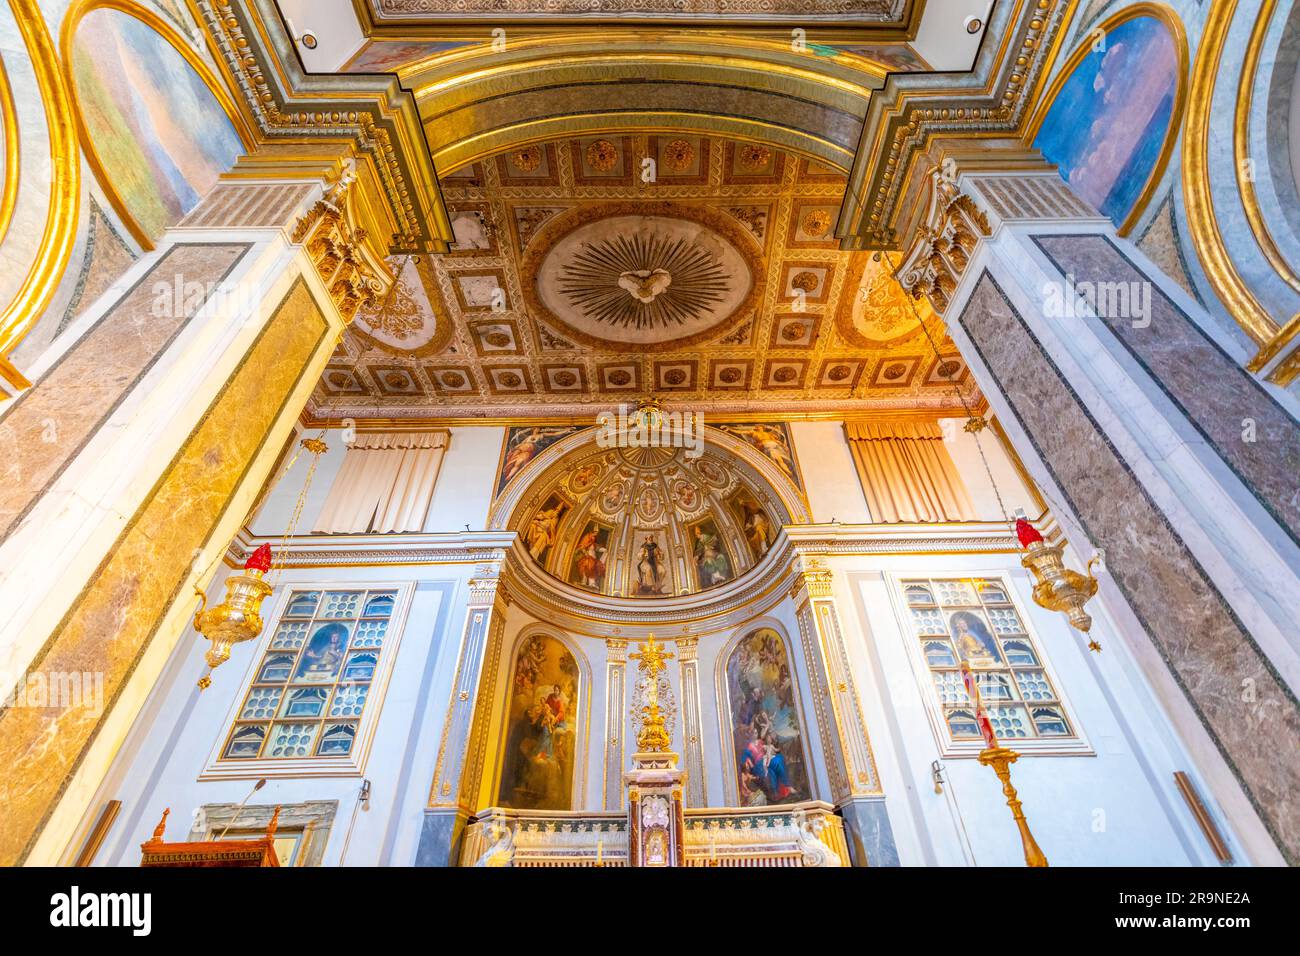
[675, 637, 707, 808]
[789, 550, 898, 866]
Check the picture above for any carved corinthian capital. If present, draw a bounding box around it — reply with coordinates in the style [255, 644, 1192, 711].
[894, 166, 991, 314]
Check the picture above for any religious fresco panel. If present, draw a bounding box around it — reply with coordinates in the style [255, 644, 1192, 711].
[497, 634, 580, 811]
[724, 628, 810, 806]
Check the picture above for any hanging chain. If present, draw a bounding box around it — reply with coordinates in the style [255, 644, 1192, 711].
[269, 431, 328, 583]
[884, 252, 1013, 529]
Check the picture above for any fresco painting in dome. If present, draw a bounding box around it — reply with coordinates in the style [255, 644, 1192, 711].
[728, 485, 777, 561]
[632, 528, 673, 596]
[514, 434, 790, 598]
[525, 493, 570, 565]
[568, 520, 613, 593]
[715, 423, 803, 489]
[689, 516, 735, 589]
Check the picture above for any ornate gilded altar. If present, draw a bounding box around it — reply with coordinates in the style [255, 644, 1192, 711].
[459, 803, 849, 867]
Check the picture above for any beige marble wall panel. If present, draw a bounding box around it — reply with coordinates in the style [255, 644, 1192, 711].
[0, 242, 251, 542]
[0, 278, 328, 865]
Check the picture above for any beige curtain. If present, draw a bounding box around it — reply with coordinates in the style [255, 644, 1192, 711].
[314, 431, 449, 533]
[845, 421, 977, 523]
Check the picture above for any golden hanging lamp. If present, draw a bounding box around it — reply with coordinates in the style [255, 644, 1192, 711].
[192, 434, 329, 688]
[1014, 518, 1103, 652]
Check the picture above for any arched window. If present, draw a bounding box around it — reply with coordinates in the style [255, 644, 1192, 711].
[722, 628, 810, 807]
[497, 632, 581, 810]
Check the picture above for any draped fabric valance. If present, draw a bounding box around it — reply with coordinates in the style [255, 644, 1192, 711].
[844, 421, 977, 523]
[313, 431, 450, 533]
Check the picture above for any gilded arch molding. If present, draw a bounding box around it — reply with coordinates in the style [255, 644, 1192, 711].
[0, 0, 80, 385]
[403, 36, 883, 174]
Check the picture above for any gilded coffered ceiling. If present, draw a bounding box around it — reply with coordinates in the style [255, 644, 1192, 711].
[308, 134, 978, 421]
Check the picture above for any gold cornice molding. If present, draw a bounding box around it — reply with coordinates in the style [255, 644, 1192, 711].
[1182, 0, 1286, 349]
[0, 0, 80, 369]
[61, 0, 255, 251]
[299, 405, 982, 430]
[1022, 2, 1188, 238]
[352, 0, 924, 38]
[435, 114, 854, 177]
[839, 0, 1076, 251]
[193, 0, 451, 253]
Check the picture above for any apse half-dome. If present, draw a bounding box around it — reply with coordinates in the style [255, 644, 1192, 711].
[513, 438, 791, 599]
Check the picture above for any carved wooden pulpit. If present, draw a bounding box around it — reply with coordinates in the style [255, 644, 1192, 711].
[140, 806, 281, 867]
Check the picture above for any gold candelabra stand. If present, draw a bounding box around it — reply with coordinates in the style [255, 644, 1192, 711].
[961, 661, 1049, 867]
[977, 747, 1048, 867]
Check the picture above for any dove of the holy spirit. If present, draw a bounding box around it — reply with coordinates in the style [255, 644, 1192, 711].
[617, 268, 673, 303]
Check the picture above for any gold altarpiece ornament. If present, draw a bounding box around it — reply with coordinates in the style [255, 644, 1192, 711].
[192, 436, 329, 689]
[624, 636, 687, 867]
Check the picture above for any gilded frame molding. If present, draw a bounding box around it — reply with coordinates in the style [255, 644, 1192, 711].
[0, 0, 81, 371]
[59, 0, 255, 251]
[1022, 1, 1188, 237]
[1183, 0, 1281, 349]
[0, 52, 19, 248]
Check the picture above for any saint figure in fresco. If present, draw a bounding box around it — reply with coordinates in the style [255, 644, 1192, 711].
[634, 534, 667, 595]
[573, 526, 608, 590]
[693, 525, 731, 586]
[737, 497, 775, 558]
[526, 500, 565, 563]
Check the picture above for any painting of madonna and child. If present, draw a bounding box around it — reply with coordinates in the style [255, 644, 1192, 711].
[497, 634, 580, 810]
[725, 628, 811, 806]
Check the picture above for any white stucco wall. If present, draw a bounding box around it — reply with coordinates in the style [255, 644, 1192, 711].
[85, 420, 1247, 866]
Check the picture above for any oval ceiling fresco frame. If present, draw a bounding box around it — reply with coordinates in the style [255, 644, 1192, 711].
[59, 0, 254, 250]
[520, 200, 767, 352]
